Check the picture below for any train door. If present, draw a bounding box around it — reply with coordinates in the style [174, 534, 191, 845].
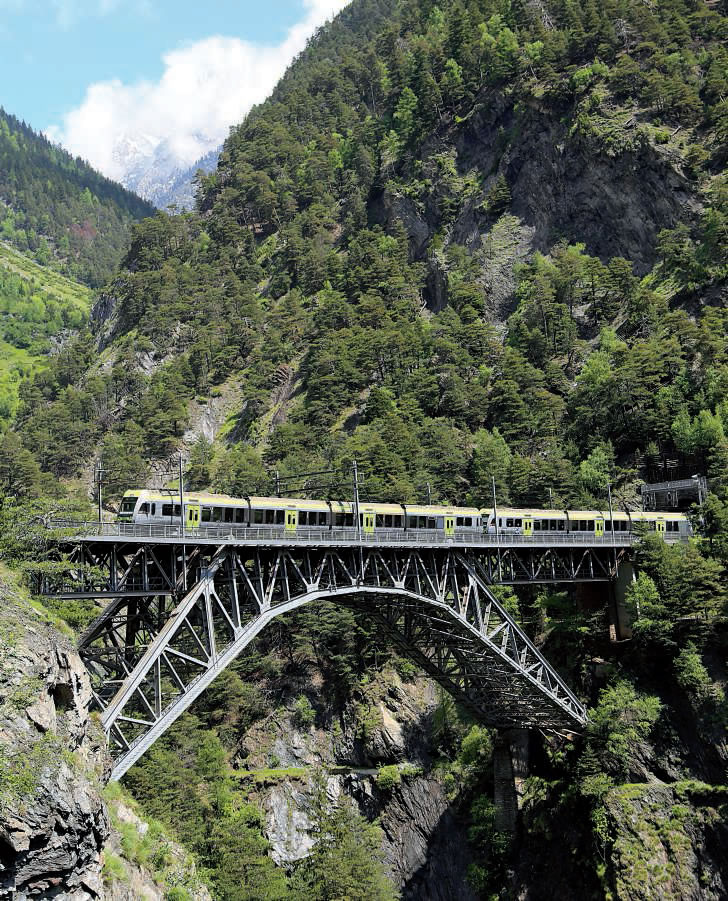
[444, 514, 455, 537]
[362, 511, 375, 534]
[522, 517, 533, 537]
[186, 503, 200, 530]
[285, 509, 298, 532]
[595, 517, 605, 538]
[655, 517, 666, 536]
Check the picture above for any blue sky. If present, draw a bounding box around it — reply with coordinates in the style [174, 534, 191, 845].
[1, 0, 348, 176]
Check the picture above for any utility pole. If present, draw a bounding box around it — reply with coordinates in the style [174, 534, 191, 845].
[492, 475, 499, 541]
[426, 482, 432, 505]
[352, 460, 363, 585]
[607, 481, 618, 573]
[275, 470, 280, 498]
[95, 462, 106, 524]
[548, 487, 553, 508]
[178, 454, 185, 539]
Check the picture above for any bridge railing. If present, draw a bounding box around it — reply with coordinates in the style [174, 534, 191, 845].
[47, 520, 652, 547]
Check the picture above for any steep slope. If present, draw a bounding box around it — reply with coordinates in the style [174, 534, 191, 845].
[0, 565, 212, 900]
[2, 0, 728, 898]
[0, 242, 92, 428]
[0, 109, 155, 288]
[22, 0, 725, 503]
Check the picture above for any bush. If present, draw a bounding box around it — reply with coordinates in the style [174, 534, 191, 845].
[292, 695, 316, 729]
[673, 643, 712, 697]
[376, 765, 401, 791]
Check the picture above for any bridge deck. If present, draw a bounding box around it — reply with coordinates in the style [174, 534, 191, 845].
[51, 520, 672, 550]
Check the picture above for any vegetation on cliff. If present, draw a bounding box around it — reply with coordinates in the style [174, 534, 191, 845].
[1, 0, 728, 898]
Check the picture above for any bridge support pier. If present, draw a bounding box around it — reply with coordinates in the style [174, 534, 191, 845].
[610, 561, 636, 641]
[493, 728, 529, 834]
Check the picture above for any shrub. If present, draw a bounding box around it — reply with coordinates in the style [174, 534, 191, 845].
[376, 765, 401, 791]
[292, 695, 316, 729]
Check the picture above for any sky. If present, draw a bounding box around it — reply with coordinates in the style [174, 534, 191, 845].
[1, 0, 349, 179]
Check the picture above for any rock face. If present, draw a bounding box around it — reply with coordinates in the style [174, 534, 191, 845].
[0, 570, 210, 901]
[0, 572, 109, 899]
[242, 670, 478, 898]
[604, 781, 728, 900]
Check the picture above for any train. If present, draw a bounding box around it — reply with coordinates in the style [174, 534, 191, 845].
[117, 490, 693, 539]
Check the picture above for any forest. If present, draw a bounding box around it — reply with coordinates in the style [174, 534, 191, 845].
[0, 108, 155, 288]
[1, 0, 728, 897]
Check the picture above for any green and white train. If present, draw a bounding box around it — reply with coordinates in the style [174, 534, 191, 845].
[117, 490, 692, 539]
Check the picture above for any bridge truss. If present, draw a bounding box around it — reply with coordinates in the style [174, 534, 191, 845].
[45, 534, 627, 780]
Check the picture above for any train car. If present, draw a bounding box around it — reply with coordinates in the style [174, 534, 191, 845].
[118, 490, 691, 539]
[483, 507, 691, 538]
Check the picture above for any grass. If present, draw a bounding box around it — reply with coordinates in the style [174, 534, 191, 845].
[0, 242, 93, 307]
[0, 242, 92, 422]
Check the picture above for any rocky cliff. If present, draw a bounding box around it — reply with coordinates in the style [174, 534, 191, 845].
[0, 567, 109, 899]
[0, 567, 209, 900]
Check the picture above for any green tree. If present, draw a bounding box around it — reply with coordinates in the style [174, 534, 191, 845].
[289, 772, 397, 901]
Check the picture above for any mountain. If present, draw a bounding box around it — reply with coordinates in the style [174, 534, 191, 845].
[2, 0, 728, 898]
[0, 108, 155, 288]
[113, 134, 221, 210]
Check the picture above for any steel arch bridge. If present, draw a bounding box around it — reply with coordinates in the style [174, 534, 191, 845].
[43, 526, 636, 780]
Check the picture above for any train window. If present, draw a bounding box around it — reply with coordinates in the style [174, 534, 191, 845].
[548, 520, 555, 530]
[384, 515, 392, 528]
[263, 510, 273, 524]
[605, 521, 612, 531]
[139, 503, 149, 514]
[408, 517, 417, 529]
[300, 511, 308, 525]
[276, 510, 285, 525]
[235, 509, 245, 523]
[120, 497, 138, 513]
[464, 517, 472, 527]
[224, 508, 233, 523]
[506, 518, 513, 528]
[210, 508, 221, 522]
[150, 503, 156, 515]
[393, 515, 403, 528]
[558, 521, 565, 531]
[498, 518, 503, 527]
[334, 513, 344, 527]
[515, 518, 522, 528]
[162, 504, 173, 517]
[317, 512, 326, 525]
[201, 508, 210, 522]
[344, 513, 353, 527]
[456, 517, 463, 527]
[253, 510, 264, 524]
[587, 521, 594, 531]
[427, 517, 436, 529]
[376, 515, 383, 527]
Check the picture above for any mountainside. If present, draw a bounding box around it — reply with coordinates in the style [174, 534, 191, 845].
[114, 136, 220, 210]
[2, 0, 728, 898]
[0, 242, 93, 433]
[0, 109, 155, 288]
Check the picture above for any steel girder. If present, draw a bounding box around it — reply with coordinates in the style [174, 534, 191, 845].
[74, 543, 592, 781]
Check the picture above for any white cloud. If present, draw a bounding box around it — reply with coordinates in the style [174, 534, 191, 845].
[47, 0, 350, 181]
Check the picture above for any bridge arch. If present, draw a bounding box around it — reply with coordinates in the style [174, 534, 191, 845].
[75, 543, 588, 780]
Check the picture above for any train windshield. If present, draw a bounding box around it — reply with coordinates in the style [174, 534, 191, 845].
[120, 496, 138, 513]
